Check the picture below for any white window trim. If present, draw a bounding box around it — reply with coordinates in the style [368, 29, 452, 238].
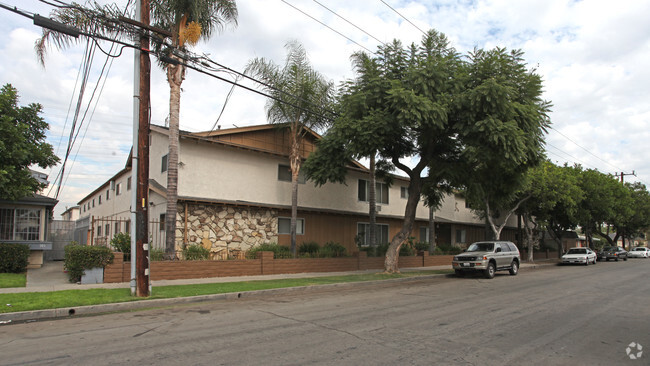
[278, 217, 305, 235]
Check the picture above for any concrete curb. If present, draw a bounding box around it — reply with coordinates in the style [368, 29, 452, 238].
[0, 261, 558, 324]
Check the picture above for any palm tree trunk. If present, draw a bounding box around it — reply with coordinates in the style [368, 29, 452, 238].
[165, 60, 184, 256]
[369, 154, 377, 248]
[289, 128, 301, 257]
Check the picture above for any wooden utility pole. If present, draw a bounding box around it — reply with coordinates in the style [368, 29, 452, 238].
[131, 0, 150, 297]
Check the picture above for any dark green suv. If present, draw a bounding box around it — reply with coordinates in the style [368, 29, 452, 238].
[452, 241, 521, 279]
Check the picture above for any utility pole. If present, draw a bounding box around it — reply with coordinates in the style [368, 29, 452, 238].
[615, 171, 636, 251]
[131, 0, 150, 297]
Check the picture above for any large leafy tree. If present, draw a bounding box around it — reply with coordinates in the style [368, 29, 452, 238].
[35, 0, 238, 255]
[0, 84, 59, 200]
[245, 41, 334, 256]
[305, 31, 462, 273]
[517, 161, 582, 261]
[459, 48, 551, 240]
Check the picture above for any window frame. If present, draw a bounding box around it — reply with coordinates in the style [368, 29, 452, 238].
[278, 217, 305, 235]
[356, 222, 389, 246]
[358, 179, 389, 205]
[0, 207, 42, 241]
[277, 164, 306, 184]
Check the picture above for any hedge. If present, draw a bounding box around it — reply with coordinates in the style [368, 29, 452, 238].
[64, 244, 114, 283]
[0, 243, 30, 273]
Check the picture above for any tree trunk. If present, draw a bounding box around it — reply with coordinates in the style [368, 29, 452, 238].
[522, 213, 536, 263]
[369, 154, 377, 248]
[289, 127, 301, 257]
[165, 60, 185, 256]
[428, 205, 436, 252]
[384, 176, 421, 273]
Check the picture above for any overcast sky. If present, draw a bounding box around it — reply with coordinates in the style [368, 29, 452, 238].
[1, 0, 649, 217]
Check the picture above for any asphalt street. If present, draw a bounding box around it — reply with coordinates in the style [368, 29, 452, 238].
[1, 259, 649, 365]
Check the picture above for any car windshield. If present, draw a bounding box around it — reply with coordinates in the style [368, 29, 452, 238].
[467, 243, 494, 252]
[567, 248, 586, 254]
[602, 247, 613, 252]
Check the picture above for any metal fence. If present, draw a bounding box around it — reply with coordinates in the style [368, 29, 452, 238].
[46, 220, 75, 261]
[88, 216, 166, 251]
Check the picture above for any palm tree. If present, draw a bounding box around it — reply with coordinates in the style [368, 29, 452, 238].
[245, 41, 334, 256]
[35, 0, 238, 256]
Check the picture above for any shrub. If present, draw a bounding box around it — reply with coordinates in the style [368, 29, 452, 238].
[110, 232, 131, 261]
[414, 241, 430, 252]
[321, 241, 347, 257]
[433, 244, 463, 255]
[0, 243, 30, 273]
[360, 243, 389, 257]
[149, 248, 165, 261]
[64, 244, 114, 283]
[298, 241, 320, 256]
[182, 245, 210, 260]
[246, 243, 292, 259]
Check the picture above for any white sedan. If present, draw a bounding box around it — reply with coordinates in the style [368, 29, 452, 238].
[561, 247, 597, 265]
[628, 247, 649, 258]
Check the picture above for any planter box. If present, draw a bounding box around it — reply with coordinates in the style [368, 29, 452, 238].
[81, 267, 104, 284]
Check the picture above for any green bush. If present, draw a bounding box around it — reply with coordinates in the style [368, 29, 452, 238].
[182, 245, 210, 260]
[298, 241, 320, 256]
[321, 241, 347, 257]
[149, 248, 165, 261]
[0, 243, 30, 273]
[246, 243, 292, 259]
[110, 232, 131, 261]
[433, 244, 463, 255]
[414, 241, 430, 252]
[359, 243, 389, 257]
[64, 244, 114, 283]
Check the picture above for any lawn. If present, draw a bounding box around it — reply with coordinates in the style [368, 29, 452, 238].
[0, 273, 26, 288]
[0, 270, 452, 313]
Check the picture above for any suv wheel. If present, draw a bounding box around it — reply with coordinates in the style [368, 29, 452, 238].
[509, 261, 519, 275]
[484, 262, 496, 279]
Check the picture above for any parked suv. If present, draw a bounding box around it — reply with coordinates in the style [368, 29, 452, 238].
[452, 241, 520, 279]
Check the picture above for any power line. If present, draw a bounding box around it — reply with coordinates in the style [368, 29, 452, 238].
[280, 0, 377, 55]
[378, 0, 427, 36]
[549, 126, 625, 172]
[312, 0, 386, 46]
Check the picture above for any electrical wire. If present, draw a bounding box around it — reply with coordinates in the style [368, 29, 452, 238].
[280, 0, 377, 55]
[210, 75, 240, 132]
[312, 0, 386, 46]
[548, 126, 625, 172]
[379, 0, 427, 36]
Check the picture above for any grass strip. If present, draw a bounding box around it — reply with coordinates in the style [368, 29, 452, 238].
[1, 270, 451, 314]
[0, 273, 26, 288]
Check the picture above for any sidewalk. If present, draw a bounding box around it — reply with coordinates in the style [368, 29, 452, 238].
[2, 259, 557, 294]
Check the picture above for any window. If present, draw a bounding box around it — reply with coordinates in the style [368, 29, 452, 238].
[455, 229, 466, 244]
[92, 199, 95, 208]
[116, 182, 122, 196]
[125, 220, 131, 234]
[161, 154, 168, 173]
[0, 208, 41, 241]
[106, 189, 110, 200]
[105, 224, 110, 237]
[400, 186, 408, 199]
[160, 214, 165, 231]
[278, 217, 304, 235]
[83, 204, 86, 212]
[114, 222, 120, 235]
[98, 195, 102, 205]
[357, 223, 389, 246]
[97, 225, 102, 237]
[420, 226, 429, 242]
[277, 164, 305, 184]
[127, 177, 132, 191]
[358, 179, 389, 204]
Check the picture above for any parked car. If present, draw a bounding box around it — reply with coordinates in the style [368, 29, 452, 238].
[628, 247, 649, 258]
[452, 241, 520, 279]
[597, 246, 628, 261]
[561, 247, 597, 265]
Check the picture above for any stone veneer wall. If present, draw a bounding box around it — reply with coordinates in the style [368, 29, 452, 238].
[177, 203, 278, 256]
